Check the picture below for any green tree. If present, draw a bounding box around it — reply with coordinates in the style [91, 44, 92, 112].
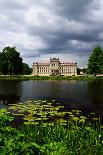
[88, 47, 103, 74]
[1, 46, 23, 75]
[0, 52, 1, 74]
[99, 52, 103, 73]
[0, 51, 8, 74]
[77, 68, 80, 75]
[22, 63, 32, 75]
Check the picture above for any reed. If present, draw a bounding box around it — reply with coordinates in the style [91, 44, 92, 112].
[0, 100, 103, 154]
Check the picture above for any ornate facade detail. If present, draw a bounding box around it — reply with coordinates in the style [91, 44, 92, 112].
[32, 58, 77, 76]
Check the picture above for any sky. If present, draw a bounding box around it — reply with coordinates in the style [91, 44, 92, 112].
[0, 0, 103, 68]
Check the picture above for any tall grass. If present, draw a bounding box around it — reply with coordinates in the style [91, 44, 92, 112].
[0, 101, 103, 154]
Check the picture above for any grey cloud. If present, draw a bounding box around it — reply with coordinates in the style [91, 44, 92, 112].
[0, 0, 28, 10]
[0, 0, 103, 67]
[55, 0, 93, 20]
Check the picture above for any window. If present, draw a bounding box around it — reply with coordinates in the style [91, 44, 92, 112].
[52, 64, 55, 66]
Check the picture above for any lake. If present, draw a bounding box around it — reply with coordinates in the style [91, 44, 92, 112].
[0, 80, 103, 117]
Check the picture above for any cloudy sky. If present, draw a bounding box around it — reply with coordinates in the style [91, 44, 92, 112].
[0, 0, 103, 67]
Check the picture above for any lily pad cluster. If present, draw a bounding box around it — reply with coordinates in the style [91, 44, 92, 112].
[0, 100, 102, 155]
[7, 99, 99, 127]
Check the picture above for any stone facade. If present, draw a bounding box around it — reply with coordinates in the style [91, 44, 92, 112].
[32, 58, 77, 76]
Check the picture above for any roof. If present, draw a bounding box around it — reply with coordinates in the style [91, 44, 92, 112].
[33, 60, 77, 66]
[33, 62, 49, 66]
[60, 62, 77, 65]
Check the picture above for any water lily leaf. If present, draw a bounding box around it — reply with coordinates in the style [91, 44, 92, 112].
[92, 118, 98, 121]
[80, 116, 87, 119]
[73, 117, 79, 122]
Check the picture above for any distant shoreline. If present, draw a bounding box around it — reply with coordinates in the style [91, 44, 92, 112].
[0, 75, 103, 81]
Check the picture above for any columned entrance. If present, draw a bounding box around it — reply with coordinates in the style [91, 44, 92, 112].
[51, 70, 59, 75]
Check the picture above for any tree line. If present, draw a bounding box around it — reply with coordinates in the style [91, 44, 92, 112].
[0, 46, 32, 75]
[0, 45, 103, 75]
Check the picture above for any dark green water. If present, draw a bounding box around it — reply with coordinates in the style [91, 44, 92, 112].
[0, 80, 103, 116]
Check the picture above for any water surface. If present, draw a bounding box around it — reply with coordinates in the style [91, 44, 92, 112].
[0, 80, 103, 116]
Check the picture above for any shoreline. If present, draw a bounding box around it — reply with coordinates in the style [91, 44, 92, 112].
[0, 75, 103, 81]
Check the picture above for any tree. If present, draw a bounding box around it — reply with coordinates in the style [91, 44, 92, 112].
[1, 46, 23, 75]
[0, 51, 8, 74]
[77, 68, 80, 75]
[82, 68, 87, 74]
[88, 47, 103, 74]
[99, 52, 103, 73]
[0, 53, 1, 73]
[22, 63, 32, 75]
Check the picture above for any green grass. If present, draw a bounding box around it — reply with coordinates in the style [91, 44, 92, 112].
[0, 75, 103, 81]
[0, 100, 103, 154]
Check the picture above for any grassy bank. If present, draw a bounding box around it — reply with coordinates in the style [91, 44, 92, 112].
[0, 75, 103, 81]
[0, 100, 103, 154]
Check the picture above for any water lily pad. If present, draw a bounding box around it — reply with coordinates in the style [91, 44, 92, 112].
[92, 118, 98, 121]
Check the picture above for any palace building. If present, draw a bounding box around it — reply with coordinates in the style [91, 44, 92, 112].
[32, 58, 77, 76]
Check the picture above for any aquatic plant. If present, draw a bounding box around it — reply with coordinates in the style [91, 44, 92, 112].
[0, 99, 103, 154]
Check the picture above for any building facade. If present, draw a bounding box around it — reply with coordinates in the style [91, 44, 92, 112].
[32, 58, 77, 76]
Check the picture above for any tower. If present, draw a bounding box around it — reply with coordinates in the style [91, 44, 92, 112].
[50, 58, 60, 75]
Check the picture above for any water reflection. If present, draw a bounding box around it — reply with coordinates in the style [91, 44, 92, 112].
[0, 80, 103, 116]
[21, 80, 81, 100]
[20, 80, 89, 109]
[88, 80, 103, 105]
[0, 81, 22, 106]
[0, 95, 20, 105]
[88, 80, 103, 115]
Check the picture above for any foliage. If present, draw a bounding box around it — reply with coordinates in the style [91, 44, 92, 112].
[0, 109, 14, 124]
[0, 100, 103, 154]
[0, 75, 103, 81]
[0, 46, 23, 75]
[88, 47, 103, 74]
[77, 68, 87, 75]
[0, 46, 32, 75]
[22, 63, 32, 75]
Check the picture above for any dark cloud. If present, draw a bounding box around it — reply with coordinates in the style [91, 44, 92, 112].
[0, 0, 103, 67]
[55, 0, 93, 20]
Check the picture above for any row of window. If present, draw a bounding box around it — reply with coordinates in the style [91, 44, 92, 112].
[51, 64, 56, 66]
[36, 68, 76, 71]
[37, 70, 76, 73]
[36, 66, 76, 69]
[38, 70, 49, 73]
[37, 73, 76, 75]
[60, 69, 76, 71]
[60, 67, 76, 70]
[38, 67, 49, 70]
